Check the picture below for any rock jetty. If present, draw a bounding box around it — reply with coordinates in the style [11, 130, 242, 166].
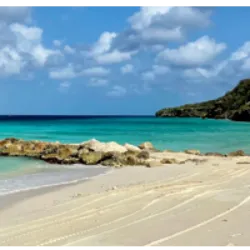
[0, 138, 247, 168]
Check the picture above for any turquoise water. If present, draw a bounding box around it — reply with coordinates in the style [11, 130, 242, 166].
[0, 116, 249, 195]
[0, 157, 108, 196]
[0, 117, 249, 153]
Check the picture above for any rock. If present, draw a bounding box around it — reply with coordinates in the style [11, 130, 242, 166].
[146, 160, 163, 168]
[41, 154, 62, 164]
[105, 142, 127, 153]
[80, 151, 105, 165]
[78, 147, 89, 155]
[184, 149, 201, 155]
[137, 150, 150, 159]
[42, 144, 59, 155]
[160, 158, 179, 164]
[124, 143, 141, 152]
[138, 142, 154, 151]
[82, 139, 127, 153]
[124, 155, 139, 165]
[228, 150, 245, 156]
[204, 152, 226, 157]
[100, 151, 144, 167]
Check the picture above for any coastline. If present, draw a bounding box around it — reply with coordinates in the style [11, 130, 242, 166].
[1, 154, 250, 245]
[0, 164, 111, 211]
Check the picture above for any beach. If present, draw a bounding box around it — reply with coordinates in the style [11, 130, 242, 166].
[1, 153, 250, 246]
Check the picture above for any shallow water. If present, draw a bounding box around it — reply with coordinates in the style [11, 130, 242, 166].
[0, 157, 108, 196]
[0, 116, 249, 153]
[0, 116, 250, 195]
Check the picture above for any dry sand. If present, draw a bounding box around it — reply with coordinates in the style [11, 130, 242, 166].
[1, 154, 250, 246]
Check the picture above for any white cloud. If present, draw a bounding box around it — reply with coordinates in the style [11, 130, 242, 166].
[107, 85, 127, 97]
[242, 58, 250, 71]
[32, 45, 59, 66]
[0, 46, 23, 75]
[87, 32, 136, 65]
[64, 45, 75, 54]
[81, 67, 110, 76]
[151, 44, 165, 52]
[10, 23, 61, 67]
[129, 7, 172, 31]
[0, 7, 31, 23]
[53, 40, 62, 47]
[10, 23, 42, 41]
[95, 49, 135, 64]
[90, 31, 117, 56]
[142, 64, 169, 81]
[49, 65, 110, 79]
[158, 36, 226, 67]
[152, 65, 169, 75]
[181, 40, 250, 83]
[109, 7, 213, 55]
[49, 64, 77, 79]
[121, 64, 134, 74]
[140, 27, 183, 42]
[231, 42, 250, 61]
[58, 81, 71, 92]
[142, 71, 155, 81]
[89, 78, 108, 87]
[183, 60, 229, 79]
[229, 41, 250, 72]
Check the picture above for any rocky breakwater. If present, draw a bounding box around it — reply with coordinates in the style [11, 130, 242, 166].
[0, 138, 247, 168]
[0, 138, 157, 167]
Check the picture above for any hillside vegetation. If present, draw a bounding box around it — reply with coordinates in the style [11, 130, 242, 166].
[156, 79, 250, 121]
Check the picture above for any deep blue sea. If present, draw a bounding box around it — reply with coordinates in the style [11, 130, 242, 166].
[0, 116, 249, 196]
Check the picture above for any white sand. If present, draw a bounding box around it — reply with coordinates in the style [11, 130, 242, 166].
[0, 155, 250, 246]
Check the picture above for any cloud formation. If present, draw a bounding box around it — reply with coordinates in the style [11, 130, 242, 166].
[107, 85, 127, 97]
[142, 64, 169, 81]
[121, 64, 134, 74]
[157, 36, 226, 67]
[2, 6, 250, 102]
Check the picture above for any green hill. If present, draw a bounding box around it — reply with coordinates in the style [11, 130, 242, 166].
[156, 79, 250, 121]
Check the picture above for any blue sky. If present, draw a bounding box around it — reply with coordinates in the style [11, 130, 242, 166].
[0, 7, 250, 115]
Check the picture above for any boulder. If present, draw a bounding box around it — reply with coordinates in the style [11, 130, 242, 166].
[82, 139, 127, 153]
[41, 154, 62, 164]
[100, 151, 144, 167]
[160, 158, 179, 164]
[138, 142, 154, 151]
[80, 151, 105, 165]
[204, 152, 226, 157]
[124, 143, 141, 152]
[137, 150, 150, 160]
[228, 150, 245, 157]
[184, 149, 201, 155]
[105, 142, 127, 153]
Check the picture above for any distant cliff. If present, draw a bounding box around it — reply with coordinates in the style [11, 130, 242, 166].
[156, 79, 250, 121]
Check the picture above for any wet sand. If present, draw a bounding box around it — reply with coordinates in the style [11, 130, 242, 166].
[1, 155, 250, 246]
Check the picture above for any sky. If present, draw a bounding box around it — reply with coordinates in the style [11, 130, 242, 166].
[0, 6, 250, 115]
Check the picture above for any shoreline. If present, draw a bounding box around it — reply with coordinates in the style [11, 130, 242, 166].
[0, 138, 247, 168]
[1, 156, 250, 245]
[0, 164, 111, 210]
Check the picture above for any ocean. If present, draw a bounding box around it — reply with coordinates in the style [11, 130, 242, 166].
[0, 116, 249, 196]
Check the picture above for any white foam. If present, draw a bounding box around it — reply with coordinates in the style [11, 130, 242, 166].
[0, 167, 111, 197]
